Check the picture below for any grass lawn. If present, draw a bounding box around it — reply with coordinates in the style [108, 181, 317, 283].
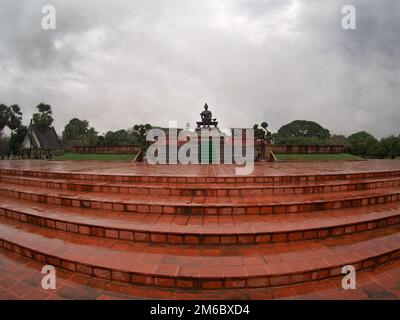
[53, 153, 135, 161]
[275, 153, 364, 161]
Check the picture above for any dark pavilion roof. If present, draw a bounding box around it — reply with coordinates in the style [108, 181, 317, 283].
[25, 124, 63, 150]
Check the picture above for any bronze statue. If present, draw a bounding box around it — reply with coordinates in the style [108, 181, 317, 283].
[197, 103, 218, 128]
[200, 103, 212, 123]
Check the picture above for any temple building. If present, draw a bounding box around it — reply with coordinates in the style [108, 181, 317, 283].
[20, 123, 62, 158]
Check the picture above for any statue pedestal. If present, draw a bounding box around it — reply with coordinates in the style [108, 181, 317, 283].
[196, 121, 218, 129]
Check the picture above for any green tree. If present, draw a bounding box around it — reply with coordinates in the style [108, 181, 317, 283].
[33, 103, 54, 131]
[278, 120, 330, 139]
[261, 122, 269, 131]
[9, 125, 28, 154]
[330, 134, 347, 146]
[132, 124, 152, 149]
[131, 124, 152, 162]
[81, 128, 98, 146]
[253, 122, 269, 139]
[253, 124, 264, 139]
[0, 135, 10, 159]
[0, 104, 10, 135]
[96, 135, 105, 145]
[7, 104, 23, 133]
[376, 135, 400, 159]
[62, 118, 98, 147]
[275, 136, 330, 145]
[103, 129, 131, 146]
[133, 124, 152, 136]
[346, 131, 378, 157]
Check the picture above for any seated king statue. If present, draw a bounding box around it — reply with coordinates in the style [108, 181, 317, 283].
[197, 103, 218, 128]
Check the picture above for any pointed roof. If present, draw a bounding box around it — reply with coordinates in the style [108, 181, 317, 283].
[23, 124, 62, 150]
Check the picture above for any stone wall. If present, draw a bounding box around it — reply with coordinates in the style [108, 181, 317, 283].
[72, 143, 344, 155]
[270, 144, 344, 154]
[71, 145, 141, 154]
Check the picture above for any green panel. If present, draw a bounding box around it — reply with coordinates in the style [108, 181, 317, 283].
[200, 141, 217, 164]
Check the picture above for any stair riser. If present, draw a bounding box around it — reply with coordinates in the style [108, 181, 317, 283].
[0, 187, 400, 215]
[1, 238, 399, 290]
[1, 168, 400, 184]
[1, 206, 400, 245]
[1, 175, 399, 197]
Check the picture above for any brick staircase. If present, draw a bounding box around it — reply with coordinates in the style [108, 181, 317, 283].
[0, 160, 400, 299]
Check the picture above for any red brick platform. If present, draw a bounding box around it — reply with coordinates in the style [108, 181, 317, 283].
[0, 160, 400, 300]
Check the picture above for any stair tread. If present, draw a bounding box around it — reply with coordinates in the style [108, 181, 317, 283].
[1, 196, 400, 235]
[1, 173, 399, 189]
[1, 246, 399, 299]
[0, 182, 399, 206]
[1, 159, 400, 178]
[1, 160, 400, 294]
[1, 216, 399, 279]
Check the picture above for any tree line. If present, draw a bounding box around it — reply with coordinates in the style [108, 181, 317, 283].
[61, 118, 151, 151]
[1, 105, 399, 159]
[66, 118, 399, 159]
[253, 120, 400, 159]
[0, 103, 54, 158]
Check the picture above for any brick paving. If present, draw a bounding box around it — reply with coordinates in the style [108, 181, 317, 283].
[1, 247, 399, 300]
[0, 160, 399, 299]
[0, 159, 399, 177]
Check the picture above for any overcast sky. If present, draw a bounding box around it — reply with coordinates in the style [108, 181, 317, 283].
[0, 0, 399, 138]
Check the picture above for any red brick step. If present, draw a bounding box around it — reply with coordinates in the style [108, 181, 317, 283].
[1, 246, 399, 299]
[0, 216, 400, 290]
[0, 182, 399, 215]
[1, 165, 400, 184]
[1, 196, 400, 245]
[1, 174, 399, 196]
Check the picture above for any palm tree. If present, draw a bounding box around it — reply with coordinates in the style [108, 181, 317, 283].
[7, 104, 23, 134]
[0, 104, 10, 136]
[261, 122, 268, 130]
[33, 103, 53, 132]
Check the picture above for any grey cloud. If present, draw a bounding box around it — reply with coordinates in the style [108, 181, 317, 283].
[0, 0, 399, 138]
